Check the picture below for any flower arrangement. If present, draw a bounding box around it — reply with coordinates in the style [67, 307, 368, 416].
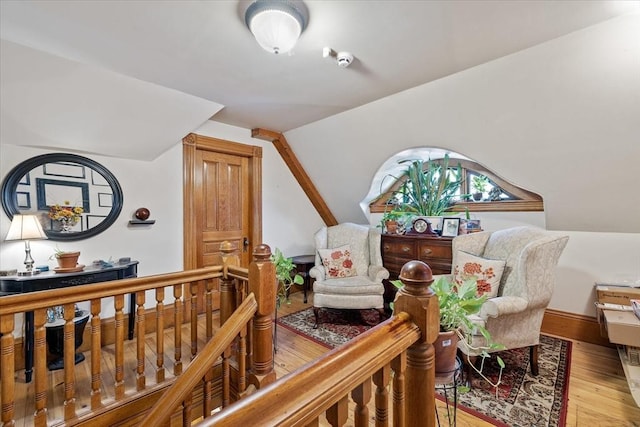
[49, 201, 84, 231]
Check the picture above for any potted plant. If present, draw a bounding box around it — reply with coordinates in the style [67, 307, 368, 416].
[50, 247, 81, 269]
[392, 154, 464, 231]
[271, 248, 304, 307]
[380, 208, 407, 234]
[392, 276, 504, 392]
[471, 175, 489, 201]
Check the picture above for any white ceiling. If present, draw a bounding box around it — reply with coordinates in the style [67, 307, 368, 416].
[1, 0, 637, 160]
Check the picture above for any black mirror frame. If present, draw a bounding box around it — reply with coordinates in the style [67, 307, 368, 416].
[1, 153, 123, 241]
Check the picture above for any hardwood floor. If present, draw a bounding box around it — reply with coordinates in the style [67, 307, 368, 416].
[11, 290, 640, 426]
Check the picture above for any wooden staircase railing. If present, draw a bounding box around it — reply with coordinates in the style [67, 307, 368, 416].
[151, 260, 440, 427]
[0, 242, 276, 427]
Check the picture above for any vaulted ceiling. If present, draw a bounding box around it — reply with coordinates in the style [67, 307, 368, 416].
[1, 1, 637, 160]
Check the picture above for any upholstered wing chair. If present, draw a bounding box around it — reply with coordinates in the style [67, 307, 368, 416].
[452, 226, 569, 376]
[309, 223, 389, 328]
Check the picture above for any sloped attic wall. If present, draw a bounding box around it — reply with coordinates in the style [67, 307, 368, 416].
[286, 13, 640, 234]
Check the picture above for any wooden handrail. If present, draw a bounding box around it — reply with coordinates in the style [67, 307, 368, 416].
[199, 312, 421, 426]
[142, 293, 258, 425]
[0, 266, 223, 314]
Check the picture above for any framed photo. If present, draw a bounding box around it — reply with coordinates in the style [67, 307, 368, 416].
[441, 217, 460, 237]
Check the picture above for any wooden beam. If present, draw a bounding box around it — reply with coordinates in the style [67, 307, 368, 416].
[252, 128, 338, 226]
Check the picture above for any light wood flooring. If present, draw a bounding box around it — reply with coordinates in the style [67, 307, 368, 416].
[10, 290, 640, 426]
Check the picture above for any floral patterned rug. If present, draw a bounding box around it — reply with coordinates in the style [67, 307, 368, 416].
[277, 308, 571, 427]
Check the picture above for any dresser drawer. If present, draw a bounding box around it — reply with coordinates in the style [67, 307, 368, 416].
[417, 241, 452, 260]
[382, 240, 416, 258]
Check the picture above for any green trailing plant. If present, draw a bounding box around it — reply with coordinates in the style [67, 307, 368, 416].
[394, 154, 464, 217]
[271, 248, 304, 307]
[392, 276, 505, 394]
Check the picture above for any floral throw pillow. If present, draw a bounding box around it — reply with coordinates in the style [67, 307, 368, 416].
[453, 251, 506, 298]
[318, 245, 357, 278]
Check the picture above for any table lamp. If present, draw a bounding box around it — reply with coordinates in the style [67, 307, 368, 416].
[4, 214, 48, 275]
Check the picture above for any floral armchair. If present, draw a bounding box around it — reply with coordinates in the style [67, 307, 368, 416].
[309, 223, 389, 328]
[451, 226, 569, 376]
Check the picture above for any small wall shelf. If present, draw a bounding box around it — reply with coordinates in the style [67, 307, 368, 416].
[128, 219, 156, 225]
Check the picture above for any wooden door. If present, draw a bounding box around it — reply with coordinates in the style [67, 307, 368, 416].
[183, 133, 262, 310]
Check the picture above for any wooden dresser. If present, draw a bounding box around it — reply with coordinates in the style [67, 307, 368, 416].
[381, 233, 454, 278]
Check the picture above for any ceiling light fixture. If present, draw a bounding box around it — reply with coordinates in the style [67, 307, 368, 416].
[245, 0, 307, 55]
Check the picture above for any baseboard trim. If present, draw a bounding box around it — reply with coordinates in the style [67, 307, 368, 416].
[541, 308, 612, 347]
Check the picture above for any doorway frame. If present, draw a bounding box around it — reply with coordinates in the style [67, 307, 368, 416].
[182, 133, 262, 270]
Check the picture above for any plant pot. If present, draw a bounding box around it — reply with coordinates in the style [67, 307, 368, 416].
[473, 192, 483, 201]
[56, 252, 81, 269]
[434, 330, 460, 381]
[385, 220, 399, 234]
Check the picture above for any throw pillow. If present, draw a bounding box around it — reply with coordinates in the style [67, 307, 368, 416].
[318, 245, 357, 278]
[453, 251, 506, 298]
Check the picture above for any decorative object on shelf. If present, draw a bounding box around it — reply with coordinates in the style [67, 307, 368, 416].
[4, 214, 48, 275]
[245, 0, 308, 55]
[135, 207, 150, 220]
[129, 207, 155, 225]
[49, 201, 83, 232]
[1, 153, 123, 241]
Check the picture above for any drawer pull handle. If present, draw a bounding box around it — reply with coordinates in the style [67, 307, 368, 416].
[383, 245, 390, 251]
[402, 246, 411, 252]
[422, 249, 432, 255]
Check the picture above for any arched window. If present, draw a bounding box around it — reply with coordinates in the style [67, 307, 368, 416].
[365, 149, 542, 215]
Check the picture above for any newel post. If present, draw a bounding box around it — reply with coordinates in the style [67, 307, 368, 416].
[220, 241, 240, 325]
[393, 261, 439, 427]
[248, 243, 276, 389]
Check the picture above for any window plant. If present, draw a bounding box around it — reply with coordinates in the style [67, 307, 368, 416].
[271, 248, 304, 307]
[471, 175, 489, 201]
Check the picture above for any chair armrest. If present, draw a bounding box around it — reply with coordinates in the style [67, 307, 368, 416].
[309, 265, 325, 281]
[368, 265, 389, 282]
[479, 296, 528, 318]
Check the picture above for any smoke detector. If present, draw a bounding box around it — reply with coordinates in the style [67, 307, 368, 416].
[323, 47, 354, 68]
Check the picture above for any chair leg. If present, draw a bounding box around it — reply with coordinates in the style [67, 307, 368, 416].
[375, 308, 385, 323]
[530, 345, 539, 376]
[313, 307, 321, 329]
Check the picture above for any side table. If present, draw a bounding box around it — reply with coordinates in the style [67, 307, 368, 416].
[291, 254, 316, 303]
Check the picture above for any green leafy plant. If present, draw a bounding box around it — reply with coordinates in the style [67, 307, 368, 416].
[271, 248, 304, 307]
[392, 276, 505, 394]
[394, 154, 464, 216]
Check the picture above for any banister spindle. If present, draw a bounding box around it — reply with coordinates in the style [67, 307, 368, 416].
[155, 287, 166, 383]
[352, 379, 372, 427]
[1, 315, 16, 427]
[391, 353, 407, 427]
[33, 309, 47, 426]
[174, 283, 183, 376]
[220, 241, 240, 326]
[373, 364, 390, 426]
[114, 294, 125, 399]
[90, 299, 103, 409]
[190, 281, 198, 359]
[63, 303, 77, 420]
[136, 291, 146, 390]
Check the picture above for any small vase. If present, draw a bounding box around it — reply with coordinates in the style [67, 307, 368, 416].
[60, 220, 72, 232]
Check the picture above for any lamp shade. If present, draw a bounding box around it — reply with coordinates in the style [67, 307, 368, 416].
[245, 0, 306, 54]
[5, 214, 48, 241]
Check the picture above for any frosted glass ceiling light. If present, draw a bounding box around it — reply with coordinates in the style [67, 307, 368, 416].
[245, 0, 307, 55]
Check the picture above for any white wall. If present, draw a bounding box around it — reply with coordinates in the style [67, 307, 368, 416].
[284, 13, 640, 318]
[1, 123, 323, 335]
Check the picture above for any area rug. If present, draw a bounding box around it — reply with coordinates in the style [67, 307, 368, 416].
[277, 308, 571, 427]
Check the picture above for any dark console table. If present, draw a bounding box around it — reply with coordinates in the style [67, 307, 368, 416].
[0, 261, 138, 382]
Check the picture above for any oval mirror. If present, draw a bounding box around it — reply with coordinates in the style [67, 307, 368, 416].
[1, 153, 123, 241]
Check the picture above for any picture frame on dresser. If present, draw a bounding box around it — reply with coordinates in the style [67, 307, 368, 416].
[441, 217, 460, 237]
